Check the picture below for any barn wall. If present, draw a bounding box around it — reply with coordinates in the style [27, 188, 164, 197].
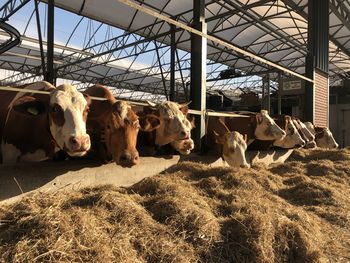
[313, 69, 329, 127]
[329, 104, 350, 148]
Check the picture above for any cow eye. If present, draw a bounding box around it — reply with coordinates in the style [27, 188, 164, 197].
[51, 104, 61, 113]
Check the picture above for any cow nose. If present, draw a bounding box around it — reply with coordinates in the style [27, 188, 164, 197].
[180, 131, 189, 139]
[69, 136, 80, 149]
[119, 151, 139, 167]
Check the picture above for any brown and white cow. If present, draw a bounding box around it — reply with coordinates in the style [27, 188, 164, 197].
[272, 115, 305, 149]
[292, 118, 317, 148]
[224, 110, 286, 146]
[84, 84, 148, 167]
[248, 114, 305, 150]
[136, 101, 193, 155]
[206, 117, 249, 168]
[0, 81, 91, 163]
[304, 122, 338, 149]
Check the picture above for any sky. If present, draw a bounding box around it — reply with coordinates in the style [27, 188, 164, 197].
[0, 0, 263, 96]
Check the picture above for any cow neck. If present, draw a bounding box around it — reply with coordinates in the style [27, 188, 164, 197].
[250, 115, 258, 139]
[98, 124, 111, 158]
[47, 115, 59, 150]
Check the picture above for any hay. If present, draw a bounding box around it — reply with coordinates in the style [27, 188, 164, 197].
[1, 148, 350, 262]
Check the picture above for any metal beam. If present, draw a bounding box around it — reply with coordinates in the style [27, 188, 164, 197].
[45, 0, 55, 84]
[0, 0, 30, 21]
[191, 0, 207, 152]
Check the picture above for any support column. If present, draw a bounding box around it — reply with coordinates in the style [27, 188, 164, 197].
[262, 75, 270, 112]
[277, 72, 282, 115]
[190, 0, 207, 152]
[45, 0, 55, 84]
[305, 0, 329, 126]
[170, 24, 176, 101]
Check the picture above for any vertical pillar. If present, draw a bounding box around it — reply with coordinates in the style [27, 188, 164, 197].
[277, 72, 282, 115]
[45, 0, 54, 84]
[190, 0, 207, 152]
[262, 75, 270, 111]
[305, 0, 329, 126]
[170, 24, 176, 101]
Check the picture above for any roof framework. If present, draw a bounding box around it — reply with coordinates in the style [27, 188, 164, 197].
[0, 0, 349, 101]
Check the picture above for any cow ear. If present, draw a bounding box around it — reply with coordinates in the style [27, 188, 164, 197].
[213, 130, 224, 144]
[256, 113, 263, 124]
[82, 93, 92, 106]
[139, 114, 161, 131]
[12, 96, 47, 116]
[190, 115, 196, 128]
[179, 105, 189, 116]
[244, 133, 248, 143]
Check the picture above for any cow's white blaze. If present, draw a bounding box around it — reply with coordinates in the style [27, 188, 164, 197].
[254, 110, 286, 141]
[219, 131, 249, 168]
[274, 118, 305, 148]
[155, 101, 191, 146]
[49, 84, 90, 156]
[296, 120, 315, 142]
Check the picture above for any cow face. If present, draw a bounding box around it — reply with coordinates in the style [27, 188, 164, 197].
[293, 120, 316, 148]
[104, 101, 140, 166]
[170, 138, 194, 155]
[48, 84, 91, 157]
[274, 116, 305, 148]
[254, 110, 286, 141]
[315, 127, 338, 149]
[142, 101, 191, 146]
[170, 115, 195, 155]
[214, 130, 249, 168]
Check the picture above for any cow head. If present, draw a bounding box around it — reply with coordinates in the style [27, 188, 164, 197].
[273, 116, 305, 148]
[254, 110, 286, 141]
[169, 115, 195, 155]
[213, 119, 249, 168]
[293, 119, 316, 148]
[48, 84, 91, 157]
[140, 101, 191, 146]
[88, 97, 140, 167]
[314, 126, 338, 149]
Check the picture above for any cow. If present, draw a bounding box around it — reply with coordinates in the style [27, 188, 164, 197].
[136, 101, 194, 155]
[84, 84, 150, 166]
[170, 138, 194, 155]
[272, 115, 305, 149]
[292, 118, 317, 148]
[304, 122, 338, 149]
[0, 81, 91, 163]
[224, 110, 286, 147]
[206, 117, 249, 168]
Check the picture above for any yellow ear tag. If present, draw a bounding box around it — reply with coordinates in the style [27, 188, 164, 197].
[27, 107, 39, 115]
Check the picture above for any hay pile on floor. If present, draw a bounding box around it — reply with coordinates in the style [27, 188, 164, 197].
[1, 148, 350, 262]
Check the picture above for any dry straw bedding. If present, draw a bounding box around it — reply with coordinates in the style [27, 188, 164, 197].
[0, 148, 350, 262]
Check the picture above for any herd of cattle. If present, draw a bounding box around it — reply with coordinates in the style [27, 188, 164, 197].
[0, 81, 339, 168]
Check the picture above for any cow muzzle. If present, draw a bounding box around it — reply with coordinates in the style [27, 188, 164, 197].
[118, 150, 140, 167]
[67, 134, 91, 156]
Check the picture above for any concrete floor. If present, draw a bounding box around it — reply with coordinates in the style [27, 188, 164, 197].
[0, 150, 293, 205]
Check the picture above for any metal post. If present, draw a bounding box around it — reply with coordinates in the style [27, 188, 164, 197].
[45, 0, 54, 84]
[154, 40, 168, 100]
[34, 0, 46, 76]
[261, 76, 266, 110]
[277, 72, 282, 115]
[170, 24, 176, 101]
[305, 0, 329, 122]
[266, 74, 270, 113]
[190, 0, 206, 152]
